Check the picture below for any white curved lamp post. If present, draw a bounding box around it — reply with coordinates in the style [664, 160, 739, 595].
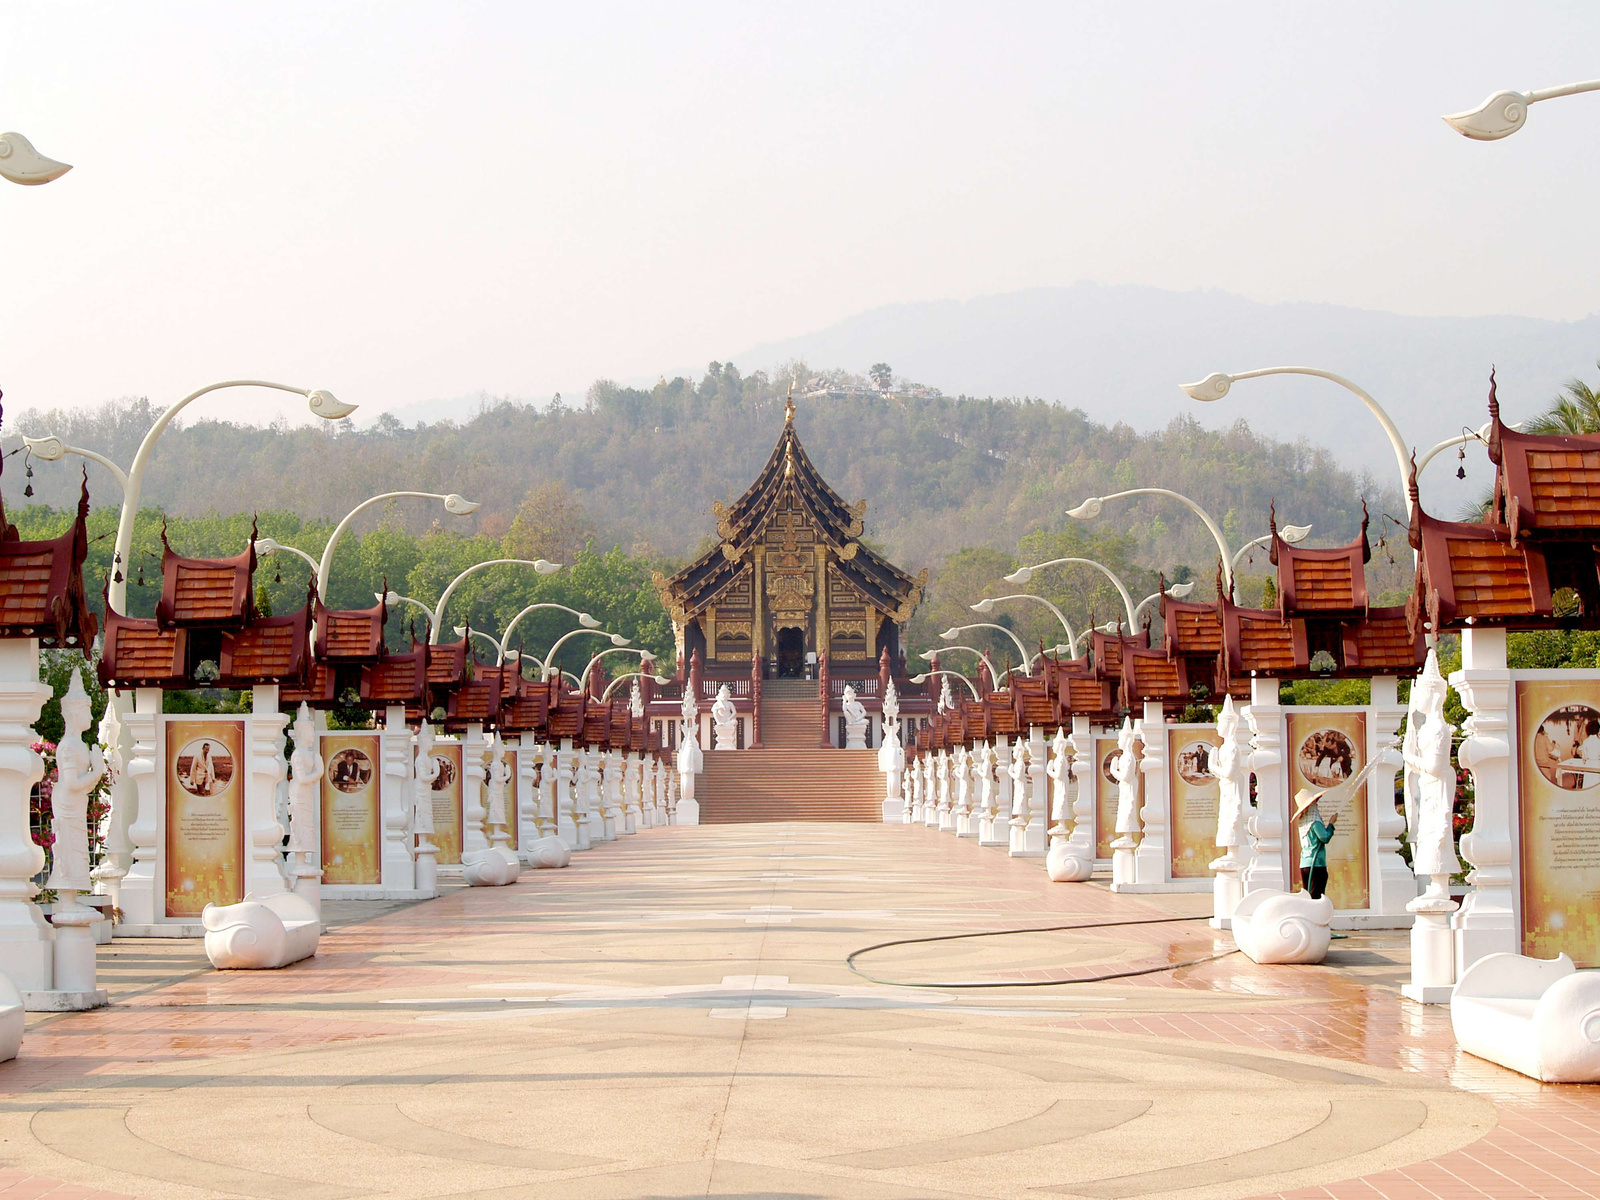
[972, 594, 1077, 651]
[251, 492, 478, 601]
[578, 647, 655, 692]
[499, 603, 600, 659]
[317, 492, 479, 594]
[1444, 80, 1600, 140]
[543, 628, 629, 681]
[453, 603, 599, 666]
[910, 670, 981, 701]
[0, 132, 71, 185]
[25, 380, 355, 612]
[255, 537, 321, 577]
[381, 590, 435, 633]
[1231, 524, 1313, 574]
[1132, 582, 1195, 628]
[941, 622, 1031, 671]
[602, 670, 673, 701]
[922, 645, 997, 686]
[455, 628, 505, 662]
[1005, 555, 1143, 625]
[1182, 368, 1411, 511]
[430, 558, 561, 643]
[1415, 420, 1525, 479]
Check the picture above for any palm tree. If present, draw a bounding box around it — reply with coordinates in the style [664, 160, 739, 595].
[1524, 363, 1600, 434]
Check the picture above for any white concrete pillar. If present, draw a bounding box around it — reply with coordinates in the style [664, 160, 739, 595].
[1451, 628, 1517, 975]
[936, 750, 954, 832]
[119, 688, 163, 930]
[1008, 736, 1031, 855]
[554, 740, 581, 848]
[1133, 702, 1169, 885]
[380, 705, 415, 891]
[1368, 678, 1416, 921]
[461, 723, 488, 854]
[513, 735, 538, 859]
[1049, 717, 1096, 881]
[1242, 678, 1289, 895]
[983, 738, 1011, 847]
[89, 694, 133, 912]
[628, 752, 646, 831]
[0, 641, 53, 992]
[1025, 726, 1049, 856]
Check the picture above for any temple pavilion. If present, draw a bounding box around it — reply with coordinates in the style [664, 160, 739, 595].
[656, 393, 927, 678]
[647, 395, 933, 821]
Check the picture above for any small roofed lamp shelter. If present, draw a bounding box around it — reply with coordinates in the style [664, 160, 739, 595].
[100, 525, 314, 935]
[281, 592, 436, 902]
[1405, 372, 1600, 991]
[0, 468, 97, 1015]
[655, 392, 927, 690]
[1158, 507, 1422, 927]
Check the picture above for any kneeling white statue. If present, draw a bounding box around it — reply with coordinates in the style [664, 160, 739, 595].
[711, 685, 739, 750]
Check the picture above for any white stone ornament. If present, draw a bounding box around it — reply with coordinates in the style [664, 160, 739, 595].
[203, 890, 320, 970]
[485, 735, 509, 831]
[1208, 695, 1252, 925]
[47, 672, 107, 996]
[877, 692, 905, 822]
[1452, 952, 1600, 1082]
[1231, 888, 1333, 965]
[462, 732, 520, 886]
[1109, 718, 1141, 887]
[285, 704, 322, 910]
[711, 685, 738, 750]
[1403, 648, 1461, 1004]
[1046, 727, 1092, 882]
[676, 692, 702, 825]
[1404, 649, 1460, 899]
[842, 685, 868, 749]
[412, 723, 440, 893]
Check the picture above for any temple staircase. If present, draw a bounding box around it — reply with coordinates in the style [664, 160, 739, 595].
[697, 678, 883, 823]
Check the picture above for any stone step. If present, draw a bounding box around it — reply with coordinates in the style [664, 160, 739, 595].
[698, 747, 882, 823]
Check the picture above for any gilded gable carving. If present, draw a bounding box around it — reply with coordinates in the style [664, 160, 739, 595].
[766, 571, 815, 618]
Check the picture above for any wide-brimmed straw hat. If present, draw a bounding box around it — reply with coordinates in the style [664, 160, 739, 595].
[1292, 787, 1325, 823]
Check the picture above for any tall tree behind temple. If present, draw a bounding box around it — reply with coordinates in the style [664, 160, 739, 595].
[504, 480, 597, 565]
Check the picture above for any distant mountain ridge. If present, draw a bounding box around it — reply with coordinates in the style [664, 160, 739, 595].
[731, 282, 1600, 482]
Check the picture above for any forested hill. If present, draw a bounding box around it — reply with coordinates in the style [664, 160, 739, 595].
[11, 364, 1414, 587]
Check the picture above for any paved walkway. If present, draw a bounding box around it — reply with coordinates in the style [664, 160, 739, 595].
[0, 825, 1596, 1199]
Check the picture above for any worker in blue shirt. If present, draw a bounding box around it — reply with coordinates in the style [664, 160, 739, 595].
[1293, 787, 1337, 900]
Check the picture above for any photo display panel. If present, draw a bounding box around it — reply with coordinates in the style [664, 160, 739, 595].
[1168, 726, 1222, 879]
[423, 741, 465, 865]
[164, 718, 247, 918]
[1285, 710, 1370, 909]
[1515, 678, 1600, 966]
[321, 732, 381, 886]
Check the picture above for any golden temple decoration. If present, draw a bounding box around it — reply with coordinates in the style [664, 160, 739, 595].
[838, 541, 860, 561]
[766, 572, 814, 618]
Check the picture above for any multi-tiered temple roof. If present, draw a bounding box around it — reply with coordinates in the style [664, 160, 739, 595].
[655, 394, 926, 677]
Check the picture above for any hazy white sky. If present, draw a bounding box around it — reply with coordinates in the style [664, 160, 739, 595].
[4, 2, 1599, 424]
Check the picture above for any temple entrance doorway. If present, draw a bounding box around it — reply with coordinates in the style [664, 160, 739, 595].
[776, 627, 806, 678]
